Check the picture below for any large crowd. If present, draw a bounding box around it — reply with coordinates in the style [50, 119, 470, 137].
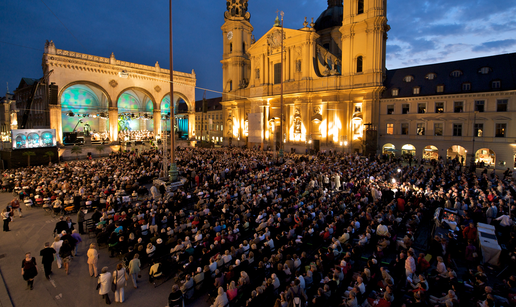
[2, 146, 516, 307]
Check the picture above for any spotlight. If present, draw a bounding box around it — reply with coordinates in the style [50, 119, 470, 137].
[397, 169, 401, 173]
[67, 111, 74, 117]
[391, 178, 396, 183]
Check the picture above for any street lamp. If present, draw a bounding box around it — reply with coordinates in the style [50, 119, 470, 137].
[279, 11, 285, 158]
[168, 0, 178, 182]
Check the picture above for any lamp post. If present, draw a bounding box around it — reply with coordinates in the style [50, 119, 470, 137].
[168, 0, 178, 182]
[279, 11, 284, 158]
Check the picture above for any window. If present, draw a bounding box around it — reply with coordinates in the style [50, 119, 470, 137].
[242, 42, 246, 53]
[497, 99, 508, 112]
[229, 80, 233, 91]
[451, 70, 463, 77]
[401, 123, 409, 135]
[416, 123, 425, 135]
[453, 124, 462, 136]
[402, 104, 410, 114]
[357, 0, 364, 14]
[435, 102, 444, 113]
[274, 63, 282, 84]
[387, 105, 394, 114]
[462, 83, 471, 91]
[474, 123, 483, 137]
[434, 123, 443, 136]
[386, 123, 393, 135]
[296, 60, 301, 72]
[475, 100, 485, 112]
[229, 43, 233, 53]
[392, 88, 399, 97]
[417, 103, 426, 114]
[413, 87, 420, 95]
[495, 123, 506, 137]
[479, 67, 491, 74]
[492, 80, 501, 89]
[356, 56, 363, 73]
[436, 85, 444, 93]
[425, 73, 436, 80]
[403, 75, 414, 83]
[454, 101, 463, 113]
[221, 124, 223, 130]
[354, 104, 362, 113]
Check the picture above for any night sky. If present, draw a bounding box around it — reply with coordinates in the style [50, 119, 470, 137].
[1, 0, 515, 100]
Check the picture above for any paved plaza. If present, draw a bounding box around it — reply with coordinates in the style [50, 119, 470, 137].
[0, 191, 209, 307]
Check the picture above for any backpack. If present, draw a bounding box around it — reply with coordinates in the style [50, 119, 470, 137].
[292, 286, 303, 307]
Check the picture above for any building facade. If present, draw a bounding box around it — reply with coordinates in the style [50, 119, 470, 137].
[221, 0, 389, 153]
[14, 78, 49, 129]
[379, 53, 516, 169]
[177, 97, 224, 143]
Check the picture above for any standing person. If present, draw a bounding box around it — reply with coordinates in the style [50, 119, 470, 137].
[127, 253, 141, 289]
[21, 252, 38, 290]
[11, 198, 22, 218]
[59, 239, 73, 275]
[113, 263, 128, 303]
[2, 208, 11, 231]
[87, 243, 99, 277]
[98, 267, 112, 305]
[52, 236, 63, 269]
[77, 208, 85, 234]
[405, 250, 416, 281]
[71, 230, 82, 256]
[39, 242, 56, 279]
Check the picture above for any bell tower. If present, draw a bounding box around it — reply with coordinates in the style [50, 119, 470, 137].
[221, 0, 253, 95]
[340, 0, 389, 85]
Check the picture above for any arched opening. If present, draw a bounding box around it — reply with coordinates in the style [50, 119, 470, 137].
[475, 148, 496, 167]
[447, 145, 467, 165]
[160, 94, 189, 139]
[382, 143, 396, 155]
[401, 144, 416, 156]
[423, 145, 439, 161]
[60, 84, 109, 143]
[117, 89, 154, 141]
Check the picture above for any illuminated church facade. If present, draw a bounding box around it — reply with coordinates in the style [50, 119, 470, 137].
[221, 0, 389, 153]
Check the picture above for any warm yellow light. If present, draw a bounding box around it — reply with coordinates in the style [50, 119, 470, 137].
[265, 131, 269, 139]
[344, 141, 348, 146]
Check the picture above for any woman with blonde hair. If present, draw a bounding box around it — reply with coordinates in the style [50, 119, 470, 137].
[87, 243, 99, 277]
[211, 286, 228, 307]
[226, 280, 238, 302]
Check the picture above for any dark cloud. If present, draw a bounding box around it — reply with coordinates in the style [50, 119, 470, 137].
[472, 39, 516, 52]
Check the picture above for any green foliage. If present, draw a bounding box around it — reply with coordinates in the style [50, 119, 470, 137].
[71, 145, 82, 160]
[95, 145, 105, 156]
[23, 151, 36, 166]
[44, 151, 55, 163]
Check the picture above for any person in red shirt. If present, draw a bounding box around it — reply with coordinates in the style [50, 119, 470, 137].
[397, 197, 406, 212]
[417, 253, 431, 273]
[462, 223, 478, 242]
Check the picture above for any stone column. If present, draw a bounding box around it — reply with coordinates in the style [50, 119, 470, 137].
[49, 104, 63, 143]
[108, 107, 118, 142]
[153, 110, 161, 139]
[188, 111, 195, 140]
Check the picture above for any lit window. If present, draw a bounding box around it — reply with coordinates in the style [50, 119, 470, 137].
[402, 104, 409, 114]
[436, 85, 444, 93]
[462, 83, 471, 91]
[386, 123, 393, 135]
[434, 123, 443, 136]
[479, 67, 491, 74]
[474, 123, 483, 137]
[401, 123, 409, 135]
[454, 101, 463, 113]
[495, 123, 506, 137]
[492, 80, 501, 89]
[453, 124, 462, 136]
[497, 99, 508, 112]
[435, 102, 444, 113]
[387, 105, 394, 114]
[417, 103, 426, 114]
[274, 63, 282, 84]
[403, 75, 414, 83]
[425, 73, 436, 80]
[416, 123, 425, 135]
[413, 87, 420, 95]
[451, 70, 463, 77]
[475, 100, 485, 112]
[392, 88, 399, 96]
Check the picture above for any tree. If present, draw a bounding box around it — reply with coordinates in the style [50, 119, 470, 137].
[44, 151, 54, 164]
[71, 145, 82, 160]
[95, 145, 105, 157]
[23, 151, 36, 167]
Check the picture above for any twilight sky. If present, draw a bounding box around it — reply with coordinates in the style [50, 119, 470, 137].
[1, 0, 515, 100]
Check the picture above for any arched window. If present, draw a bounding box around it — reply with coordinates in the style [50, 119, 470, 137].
[356, 56, 363, 73]
[229, 43, 233, 53]
[358, 0, 364, 14]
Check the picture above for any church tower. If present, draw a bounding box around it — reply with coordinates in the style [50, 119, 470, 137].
[340, 0, 389, 85]
[221, 0, 253, 95]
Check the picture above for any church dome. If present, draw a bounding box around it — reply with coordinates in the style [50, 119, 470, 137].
[314, 0, 343, 32]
